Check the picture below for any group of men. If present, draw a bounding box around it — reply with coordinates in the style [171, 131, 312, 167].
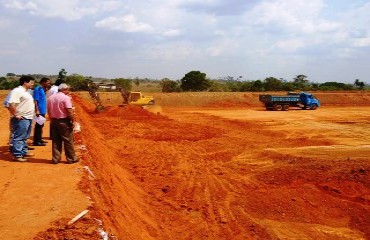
[4, 75, 79, 164]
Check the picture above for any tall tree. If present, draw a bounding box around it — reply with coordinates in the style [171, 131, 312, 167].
[293, 74, 311, 90]
[180, 71, 211, 91]
[58, 68, 67, 82]
[354, 79, 365, 90]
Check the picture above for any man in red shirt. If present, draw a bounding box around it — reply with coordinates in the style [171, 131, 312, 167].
[47, 83, 79, 164]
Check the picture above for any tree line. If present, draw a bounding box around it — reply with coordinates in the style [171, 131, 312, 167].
[161, 72, 368, 92]
[1, 70, 368, 92]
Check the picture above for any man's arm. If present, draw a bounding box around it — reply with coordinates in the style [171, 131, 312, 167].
[9, 103, 23, 119]
[67, 108, 75, 123]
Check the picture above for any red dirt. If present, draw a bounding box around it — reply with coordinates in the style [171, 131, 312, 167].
[1, 92, 370, 239]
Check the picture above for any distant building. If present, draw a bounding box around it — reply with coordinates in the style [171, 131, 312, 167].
[97, 83, 116, 90]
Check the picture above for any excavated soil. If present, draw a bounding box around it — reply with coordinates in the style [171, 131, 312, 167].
[1, 91, 370, 239]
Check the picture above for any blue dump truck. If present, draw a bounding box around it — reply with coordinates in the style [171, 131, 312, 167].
[259, 92, 320, 111]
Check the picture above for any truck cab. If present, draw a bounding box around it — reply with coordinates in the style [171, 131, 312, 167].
[299, 92, 320, 110]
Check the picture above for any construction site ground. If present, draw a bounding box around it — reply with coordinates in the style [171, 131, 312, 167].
[0, 91, 370, 240]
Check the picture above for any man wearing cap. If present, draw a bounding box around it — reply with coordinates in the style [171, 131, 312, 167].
[47, 83, 79, 164]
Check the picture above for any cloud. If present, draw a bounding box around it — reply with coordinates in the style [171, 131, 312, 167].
[352, 38, 370, 47]
[95, 15, 154, 33]
[249, 0, 341, 34]
[162, 29, 182, 37]
[4, 0, 121, 21]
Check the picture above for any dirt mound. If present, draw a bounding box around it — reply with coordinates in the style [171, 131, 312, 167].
[103, 105, 163, 119]
[33, 218, 102, 240]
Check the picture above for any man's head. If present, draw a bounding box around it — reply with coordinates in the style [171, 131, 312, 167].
[58, 83, 70, 93]
[55, 79, 64, 86]
[40, 77, 51, 89]
[19, 75, 35, 90]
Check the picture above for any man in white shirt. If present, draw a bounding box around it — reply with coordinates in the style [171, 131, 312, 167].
[8, 76, 36, 162]
[47, 79, 63, 97]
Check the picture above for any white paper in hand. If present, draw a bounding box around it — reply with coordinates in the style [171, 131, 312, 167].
[35, 115, 46, 125]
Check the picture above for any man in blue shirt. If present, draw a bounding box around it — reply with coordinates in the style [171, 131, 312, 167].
[33, 77, 51, 146]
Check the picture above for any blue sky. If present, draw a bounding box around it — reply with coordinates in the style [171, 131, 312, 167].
[0, 0, 369, 83]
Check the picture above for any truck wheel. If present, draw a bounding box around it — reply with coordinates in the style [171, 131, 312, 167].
[282, 105, 289, 111]
[310, 104, 318, 110]
[273, 104, 283, 111]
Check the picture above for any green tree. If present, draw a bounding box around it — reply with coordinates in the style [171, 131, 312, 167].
[58, 68, 67, 82]
[0, 79, 19, 90]
[354, 79, 365, 90]
[113, 78, 132, 91]
[293, 74, 311, 90]
[318, 82, 354, 91]
[66, 74, 90, 91]
[264, 77, 283, 91]
[250, 80, 265, 92]
[180, 71, 211, 91]
[225, 81, 243, 92]
[160, 78, 180, 92]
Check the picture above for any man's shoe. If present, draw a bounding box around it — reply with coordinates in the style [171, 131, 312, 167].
[14, 157, 28, 162]
[27, 147, 35, 150]
[67, 159, 79, 164]
[33, 142, 46, 146]
[41, 140, 48, 143]
[24, 153, 35, 157]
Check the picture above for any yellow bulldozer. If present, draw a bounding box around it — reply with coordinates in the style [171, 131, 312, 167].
[119, 88, 155, 106]
[87, 83, 155, 112]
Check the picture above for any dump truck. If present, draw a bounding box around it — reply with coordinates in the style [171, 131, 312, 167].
[259, 92, 320, 111]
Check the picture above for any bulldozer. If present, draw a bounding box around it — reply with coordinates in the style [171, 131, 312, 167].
[87, 82, 155, 112]
[119, 88, 155, 106]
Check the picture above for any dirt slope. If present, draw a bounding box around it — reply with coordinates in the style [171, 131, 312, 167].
[1, 91, 370, 239]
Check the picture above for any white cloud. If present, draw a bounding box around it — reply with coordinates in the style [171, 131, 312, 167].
[148, 42, 199, 60]
[206, 39, 240, 57]
[95, 15, 154, 33]
[249, 0, 341, 34]
[162, 29, 182, 37]
[352, 38, 370, 47]
[272, 39, 306, 52]
[4, 0, 121, 21]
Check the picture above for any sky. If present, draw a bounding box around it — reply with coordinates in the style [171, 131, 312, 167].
[0, 0, 369, 83]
